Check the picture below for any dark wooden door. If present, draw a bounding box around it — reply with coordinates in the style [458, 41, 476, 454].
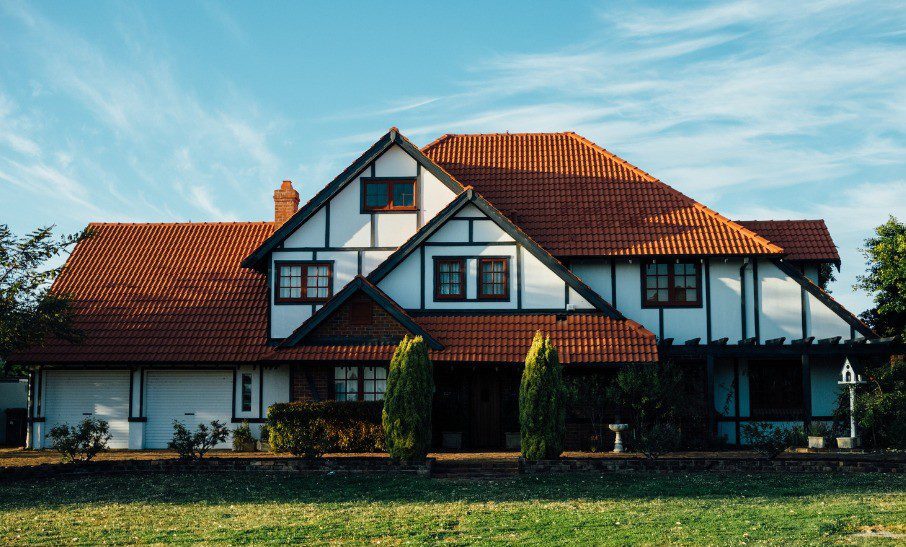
[469, 373, 502, 448]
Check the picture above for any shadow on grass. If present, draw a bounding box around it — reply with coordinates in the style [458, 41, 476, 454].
[0, 471, 902, 511]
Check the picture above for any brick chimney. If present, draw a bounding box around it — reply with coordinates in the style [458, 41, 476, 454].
[273, 180, 299, 227]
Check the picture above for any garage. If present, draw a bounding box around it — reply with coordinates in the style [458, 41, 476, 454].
[144, 370, 234, 449]
[43, 370, 131, 449]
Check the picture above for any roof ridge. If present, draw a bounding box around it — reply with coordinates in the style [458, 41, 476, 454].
[738, 219, 828, 224]
[565, 132, 783, 255]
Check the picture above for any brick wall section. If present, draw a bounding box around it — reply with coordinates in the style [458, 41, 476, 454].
[308, 296, 411, 345]
[290, 365, 333, 401]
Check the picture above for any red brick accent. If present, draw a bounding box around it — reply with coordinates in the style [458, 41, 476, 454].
[308, 295, 411, 345]
[273, 180, 300, 227]
[290, 365, 333, 401]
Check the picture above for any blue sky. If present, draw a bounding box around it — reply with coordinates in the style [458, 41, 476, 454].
[0, 0, 903, 313]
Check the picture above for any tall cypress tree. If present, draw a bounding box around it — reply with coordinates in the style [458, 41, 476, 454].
[382, 335, 434, 461]
[519, 331, 566, 461]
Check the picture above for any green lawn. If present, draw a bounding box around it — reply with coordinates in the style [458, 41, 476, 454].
[0, 472, 903, 545]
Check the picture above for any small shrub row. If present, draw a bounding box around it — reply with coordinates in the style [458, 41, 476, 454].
[267, 400, 384, 457]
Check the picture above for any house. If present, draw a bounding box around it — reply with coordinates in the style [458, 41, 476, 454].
[11, 128, 894, 450]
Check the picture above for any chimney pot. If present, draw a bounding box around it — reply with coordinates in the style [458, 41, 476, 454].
[273, 180, 300, 227]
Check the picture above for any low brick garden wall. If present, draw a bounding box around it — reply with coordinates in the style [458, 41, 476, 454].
[0, 456, 434, 481]
[519, 456, 906, 474]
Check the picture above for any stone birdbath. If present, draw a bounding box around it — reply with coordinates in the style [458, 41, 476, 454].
[837, 358, 865, 449]
[609, 423, 629, 453]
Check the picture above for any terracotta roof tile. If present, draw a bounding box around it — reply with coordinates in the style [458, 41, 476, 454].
[736, 220, 839, 263]
[271, 313, 657, 364]
[11, 223, 655, 365]
[422, 132, 783, 257]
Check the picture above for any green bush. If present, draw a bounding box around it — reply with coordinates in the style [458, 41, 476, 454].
[267, 400, 384, 457]
[607, 360, 706, 452]
[232, 421, 256, 451]
[383, 336, 434, 462]
[47, 417, 111, 462]
[636, 423, 682, 459]
[834, 358, 906, 449]
[168, 420, 230, 461]
[742, 422, 805, 459]
[519, 331, 566, 461]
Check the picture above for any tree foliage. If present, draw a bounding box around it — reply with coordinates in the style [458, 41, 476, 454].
[835, 357, 906, 449]
[168, 420, 230, 461]
[47, 417, 111, 462]
[856, 216, 906, 340]
[0, 224, 89, 375]
[519, 332, 566, 461]
[382, 336, 433, 462]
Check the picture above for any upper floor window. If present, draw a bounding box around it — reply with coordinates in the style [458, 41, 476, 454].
[362, 178, 416, 211]
[275, 261, 332, 303]
[434, 258, 465, 299]
[642, 261, 701, 307]
[478, 258, 509, 300]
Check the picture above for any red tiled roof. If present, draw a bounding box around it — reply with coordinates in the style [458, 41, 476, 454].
[11, 223, 655, 365]
[11, 222, 275, 363]
[271, 313, 657, 364]
[422, 132, 783, 257]
[736, 220, 839, 263]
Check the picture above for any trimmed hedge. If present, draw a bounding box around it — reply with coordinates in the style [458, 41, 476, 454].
[266, 401, 384, 457]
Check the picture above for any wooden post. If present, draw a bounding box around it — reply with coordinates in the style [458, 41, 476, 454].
[801, 354, 812, 433]
[706, 355, 715, 441]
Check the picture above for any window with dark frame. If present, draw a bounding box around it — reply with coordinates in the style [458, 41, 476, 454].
[748, 360, 805, 419]
[478, 258, 509, 299]
[434, 258, 465, 299]
[334, 365, 387, 401]
[642, 261, 701, 307]
[362, 178, 416, 211]
[241, 373, 253, 412]
[275, 262, 332, 303]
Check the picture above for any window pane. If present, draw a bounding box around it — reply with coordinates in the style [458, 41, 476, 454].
[687, 289, 697, 301]
[646, 264, 658, 275]
[392, 182, 414, 207]
[241, 373, 252, 412]
[365, 182, 388, 208]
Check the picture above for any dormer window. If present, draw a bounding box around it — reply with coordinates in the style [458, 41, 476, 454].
[362, 178, 416, 211]
[478, 258, 509, 300]
[642, 260, 701, 307]
[274, 261, 332, 303]
[434, 258, 465, 300]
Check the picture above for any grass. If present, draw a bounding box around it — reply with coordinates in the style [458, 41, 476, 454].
[0, 472, 903, 545]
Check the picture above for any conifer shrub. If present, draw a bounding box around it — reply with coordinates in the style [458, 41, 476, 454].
[519, 331, 566, 461]
[382, 336, 434, 462]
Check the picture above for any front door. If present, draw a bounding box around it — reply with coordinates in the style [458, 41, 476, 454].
[469, 373, 501, 448]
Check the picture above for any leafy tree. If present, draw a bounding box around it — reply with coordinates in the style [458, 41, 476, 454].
[834, 357, 906, 449]
[856, 216, 906, 340]
[607, 360, 705, 455]
[382, 336, 433, 462]
[519, 332, 566, 461]
[566, 373, 612, 452]
[1, 224, 89, 375]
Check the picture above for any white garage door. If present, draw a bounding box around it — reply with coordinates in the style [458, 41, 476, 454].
[144, 370, 233, 449]
[43, 370, 131, 449]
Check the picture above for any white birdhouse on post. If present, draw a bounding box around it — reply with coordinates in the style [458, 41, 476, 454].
[837, 358, 866, 447]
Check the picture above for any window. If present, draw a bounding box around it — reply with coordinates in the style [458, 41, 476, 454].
[478, 258, 509, 300]
[275, 262, 332, 303]
[362, 178, 416, 211]
[434, 258, 465, 299]
[241, 373, 253, 412]
[748, 360, 805, 419]
[642, 261, 701, 307]
[334, 365, 387, 401]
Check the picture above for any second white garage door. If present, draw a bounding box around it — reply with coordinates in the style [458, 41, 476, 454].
[144, 370, 233, 449]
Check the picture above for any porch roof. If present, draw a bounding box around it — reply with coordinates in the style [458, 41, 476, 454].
[270, 312, 658, 365]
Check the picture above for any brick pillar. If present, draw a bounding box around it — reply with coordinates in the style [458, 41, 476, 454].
[273, 180, 299, 227]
